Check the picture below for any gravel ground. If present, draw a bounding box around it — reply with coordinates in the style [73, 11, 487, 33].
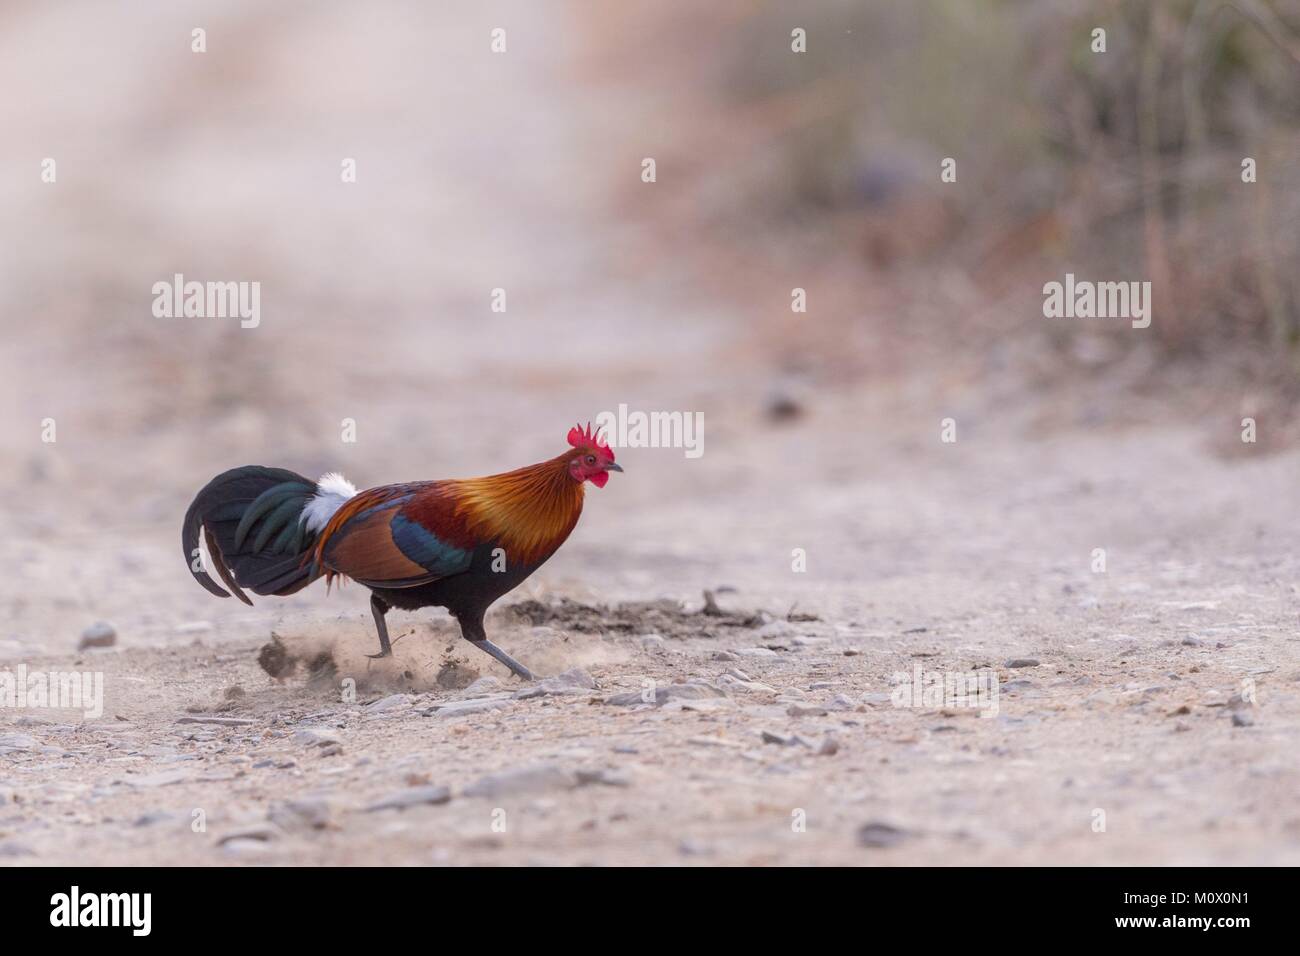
[3, 405, 1300, 866]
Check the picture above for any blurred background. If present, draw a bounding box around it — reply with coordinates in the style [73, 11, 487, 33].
[2, 0, 1300, 650]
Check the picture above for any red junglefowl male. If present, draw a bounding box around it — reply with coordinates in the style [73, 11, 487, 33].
[181, 423, 621, 680]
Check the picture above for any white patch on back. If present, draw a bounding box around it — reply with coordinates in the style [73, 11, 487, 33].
[301, 472, 357, 532]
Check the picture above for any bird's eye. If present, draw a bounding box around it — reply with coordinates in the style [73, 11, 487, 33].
[585, 455, 596, 465]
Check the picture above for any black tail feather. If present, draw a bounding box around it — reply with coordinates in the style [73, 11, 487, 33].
[182, 466, 321, 604]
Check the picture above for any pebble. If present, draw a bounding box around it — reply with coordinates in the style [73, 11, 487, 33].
[365, 785, 452, 812]
[366, 694, 412, 713]
[760, 730, 809, 747]
[220, 838, 271, 855]
[1231, 712, 1255, 728]
[268, 798, 333, 830]
[787, 703, 829, 717]
[78, 622, 117, 650]
[515, 668, 598, 700]
[177, 716, 255, 727]
[462, 764, 579, 798]
[293, 727, 342, 746]
[829, 694, 857, 711]
[639, 635, 666, 652]
[755, 621, 794, 640]
[0, 733, 39, 752]
[735, 647, 779, 659]
[715, 674, 777, 694]
[574, 768, 631, 788]
[0, 841, 35, 858]
[460, 676, 504, 697]
[216, 824, 278, 846]
[857, 821, 911, 848]
[605, 683, 728, 707]
[1006, 659, 1040, 669]
[712, 650, 739, 662]
[817, 735, 840, 756]
[427, 697, 513, 718]
[125, 770, 190, 788]
[133, 811, 179, 827]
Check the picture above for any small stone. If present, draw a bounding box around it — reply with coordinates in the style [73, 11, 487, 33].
[760, 730, 808, 747]
[829, 694, 857, 710]
[574, 768, 631, 788]
[0, 733, 39, 752]
[293, 727, 342, 746]
[366, 694, 412, 713]
[755, 621, 794, 640]
[269, 798, 333, 830]
[515, 668, 598, 699]
[604, 683, 727, 707]
[132, 811, 178, 827]
[78, 621, 117, 650]
[787, 703, 829, 717]
[462, 764, 579, 798]
[735, 647, 779, 659]
[221, 838, 271, 855]
[216, 824, 278, 846]
[127, 770, 190, 788]
[639, 634, 666, 652]
[1006, 659, 1040, 669]
[177, 716, 255, 727]
[0, 841, 35, 858]
[460, 676, 504, 697]
[816, 735, 840, 756]
[712, 650, 739, 662]
[427, 697, 512, 718]
[843, 647, 861, 656]
[1232, 711, 1255, 728]
[857, 821, 911, 848]
[365, 785, 452, 812]
[1181, 636, 1203, 647]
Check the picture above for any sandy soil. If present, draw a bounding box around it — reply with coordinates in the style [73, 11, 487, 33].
[4, 396, 1300, 866]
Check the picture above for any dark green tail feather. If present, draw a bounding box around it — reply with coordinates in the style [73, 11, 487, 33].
[182, 466, 322, 603]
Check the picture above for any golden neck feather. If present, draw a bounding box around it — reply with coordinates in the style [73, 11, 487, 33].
[451, 454, 584, 565]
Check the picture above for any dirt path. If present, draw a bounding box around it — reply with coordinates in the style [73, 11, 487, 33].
[4, 400, 1299, 866]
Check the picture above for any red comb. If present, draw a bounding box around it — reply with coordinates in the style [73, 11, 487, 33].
[567, 421, 614, 459]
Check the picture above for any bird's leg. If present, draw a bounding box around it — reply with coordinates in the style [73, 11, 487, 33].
[457, 614, 535, 681]
[366, 594, 393, 659]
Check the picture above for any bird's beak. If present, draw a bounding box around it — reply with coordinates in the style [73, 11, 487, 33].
[606, 462, 624, 473]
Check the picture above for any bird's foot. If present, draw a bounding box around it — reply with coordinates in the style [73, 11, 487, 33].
[470, 639, 536, 681]
[366, 650, 392, 660]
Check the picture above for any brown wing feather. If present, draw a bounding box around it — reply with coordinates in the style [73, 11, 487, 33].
[326, 507, 431, 584]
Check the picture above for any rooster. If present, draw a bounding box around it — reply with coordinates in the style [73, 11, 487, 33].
[181, 423, 621, 680]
